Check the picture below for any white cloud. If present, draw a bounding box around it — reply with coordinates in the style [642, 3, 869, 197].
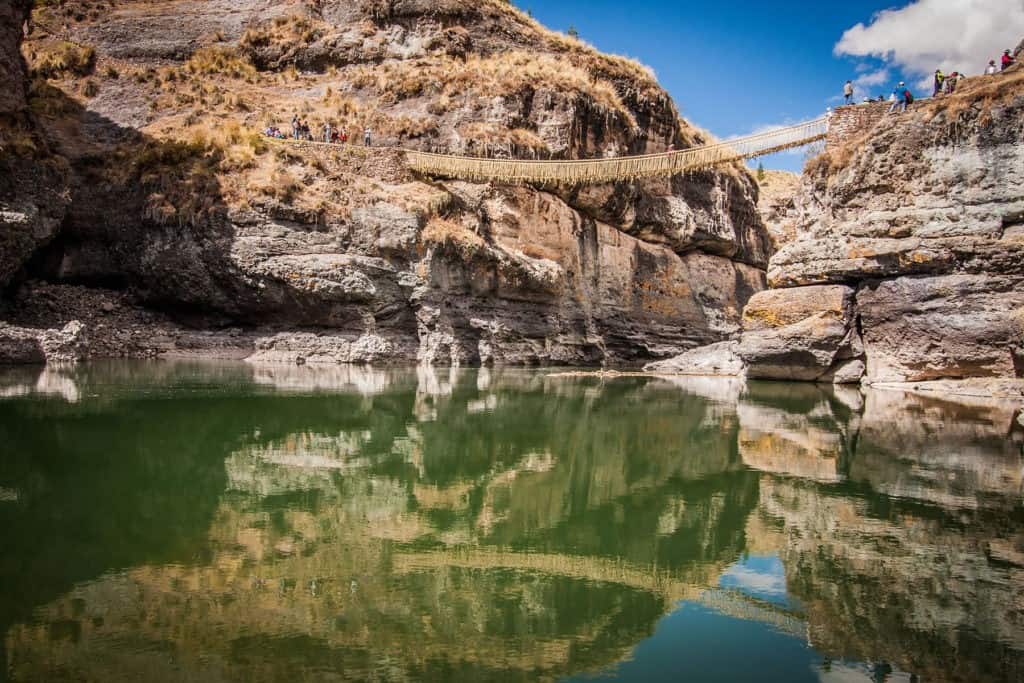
[854, 67, 891, 89]
[835, 0, 1024, 85]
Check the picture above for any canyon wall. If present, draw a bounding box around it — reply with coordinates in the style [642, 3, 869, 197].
[0, 0, 771, 367]
[654, 68, 1024, 388]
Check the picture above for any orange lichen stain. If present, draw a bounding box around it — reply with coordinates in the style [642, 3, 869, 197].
[636, 271, 689, 317]
[908, 251, 934, 264]
[743, 308, 787, 328]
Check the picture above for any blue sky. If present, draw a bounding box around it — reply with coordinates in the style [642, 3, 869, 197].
[516, 1, 1024, 171]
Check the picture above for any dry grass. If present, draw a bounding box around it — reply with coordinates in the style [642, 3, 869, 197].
[253, 165, 301, 202]
[487, 0, 663, 100]
[422, 216, 485, 254]
[458, 123, 550, 156]
[240, 14, 327, 54]
[0, 118, 41, 160]
[920, 69, 1024, 124]
[805, 128, 873, 178]
[349, 52, 637, 128]
[28, 41, 96, 78]
[184, 47, 257, 81]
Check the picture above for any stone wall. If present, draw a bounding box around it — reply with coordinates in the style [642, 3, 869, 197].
[826, 102, 889, 148]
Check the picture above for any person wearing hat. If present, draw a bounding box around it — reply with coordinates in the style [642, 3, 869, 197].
[1003, 50, 1016, 71]
[985, 60, 998, 75]
[933, 69, 945, 96]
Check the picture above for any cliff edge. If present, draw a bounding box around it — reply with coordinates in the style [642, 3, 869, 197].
[652, 63, 1024, 394]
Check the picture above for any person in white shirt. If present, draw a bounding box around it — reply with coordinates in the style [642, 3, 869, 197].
[985, 60, 998, 75]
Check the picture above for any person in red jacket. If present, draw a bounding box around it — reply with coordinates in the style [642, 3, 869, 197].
[1003, 50, 1017, 71]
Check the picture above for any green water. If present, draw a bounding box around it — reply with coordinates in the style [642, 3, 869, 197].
[0, 362, 1022, 682]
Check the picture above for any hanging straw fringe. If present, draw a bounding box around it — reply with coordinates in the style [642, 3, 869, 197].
[403, 117, 828, 185]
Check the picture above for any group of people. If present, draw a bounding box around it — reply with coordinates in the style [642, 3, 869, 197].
[840, 47, 1018, 115]
[989, 49, 1017, 74]
[932, 69, 967, 96]
[265, 115, 373, 146]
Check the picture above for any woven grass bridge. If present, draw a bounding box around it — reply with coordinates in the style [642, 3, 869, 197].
[403, 116, 828, 185]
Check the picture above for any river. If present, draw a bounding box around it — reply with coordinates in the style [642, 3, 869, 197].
[0, 361, 1022, 682]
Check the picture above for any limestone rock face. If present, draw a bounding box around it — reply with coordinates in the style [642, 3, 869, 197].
[775, 93, 1024, 289]
[857, 274, 1024, 382]
[0, 1, 69, 291]
[755, 170, 801, 251]
[749, 75, 1024, 384]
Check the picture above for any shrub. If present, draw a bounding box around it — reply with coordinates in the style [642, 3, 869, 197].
[81, 79, 100, 98]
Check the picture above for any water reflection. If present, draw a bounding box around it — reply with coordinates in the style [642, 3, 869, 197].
[0, 363, 1021, 682]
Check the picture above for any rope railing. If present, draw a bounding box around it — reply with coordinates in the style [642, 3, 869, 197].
[403, 117, 828, 185]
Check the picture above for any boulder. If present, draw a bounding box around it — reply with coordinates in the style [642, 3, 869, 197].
[0, 320, 87, 364]
[643, 341, 744, 375]
[0, 323, 44, 364]
[738, 285, 864, 383]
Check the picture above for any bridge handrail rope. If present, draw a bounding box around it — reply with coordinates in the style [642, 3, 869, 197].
[268, 116, 828, 185]
[403, 116, 828, 184]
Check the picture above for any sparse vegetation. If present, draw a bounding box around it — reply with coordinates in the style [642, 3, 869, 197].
[240, 14, 326, 54]
[29, 41, 96, 78]
[459, 123, 550, 156]
[80, 79, 99, 98]
[422, 216, 485, 254]
[184, 47, 257, 81]
[349, 52, 638, 129]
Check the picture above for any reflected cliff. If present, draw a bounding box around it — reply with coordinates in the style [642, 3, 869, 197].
[0, 363, 1021, 681]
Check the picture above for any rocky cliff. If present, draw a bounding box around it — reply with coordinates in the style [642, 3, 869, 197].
[653, 66, 1024, 388]
[0, 0, 771, 366]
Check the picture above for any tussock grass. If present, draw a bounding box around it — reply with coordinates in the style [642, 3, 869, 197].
[350, 52, 637, 128]
[422, 216, 484, 254]
[459, 123, 549, 156]
[28, 41, 96, 78]
[240, 14, 326, 53]
[920, 69, 1024, 124]
[184, 47, 257, 81]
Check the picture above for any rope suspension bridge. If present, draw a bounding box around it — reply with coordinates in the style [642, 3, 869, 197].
[273, 116, 829, 186]
[404, 116, 829, 185]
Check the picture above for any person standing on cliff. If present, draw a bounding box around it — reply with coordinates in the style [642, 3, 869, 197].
[933, 69, 945, 96]
[364, 128, 372, 146]
[986, 60, 998, 75]
[1003, 50, 1016, 71]
[901, 84, 913, 112]
[843, 80, 854, 105]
